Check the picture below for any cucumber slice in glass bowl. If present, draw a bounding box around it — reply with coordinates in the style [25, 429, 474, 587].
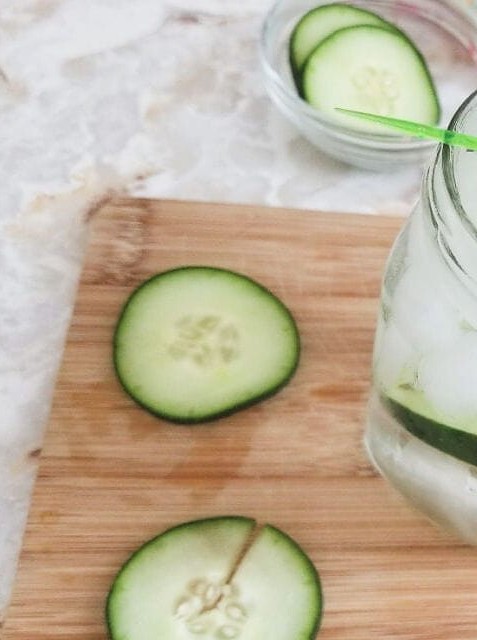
[289, 2, 394, 84]
[301, 24, 440, 132]
[106, 516, 323, 640]
[113, 266, 300, 424]
[260, 0, 477, 169]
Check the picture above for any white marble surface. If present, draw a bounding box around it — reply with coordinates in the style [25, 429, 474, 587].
[0, 0, 476, 626]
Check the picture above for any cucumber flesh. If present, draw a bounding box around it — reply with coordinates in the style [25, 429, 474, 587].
[106, 516, 322, 640]
[233, 524, 322, 639]
[290, 3, 392, 79]
[113, 266, 300, 424]
[301, 25, 440, 132]
[383, 385, 477, 465]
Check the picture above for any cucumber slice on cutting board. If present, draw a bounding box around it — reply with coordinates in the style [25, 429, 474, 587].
[301, 24, 440, 131]
[289, 3, 393, 80]
[113, 266, 300, 424]
[383, 385, 477, 466]
[106, 516, 322, 640]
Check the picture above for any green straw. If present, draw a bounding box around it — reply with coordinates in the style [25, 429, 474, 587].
[335, 108, 477, 151]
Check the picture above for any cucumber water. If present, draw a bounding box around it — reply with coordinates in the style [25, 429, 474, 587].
[383, 384, 477, 466]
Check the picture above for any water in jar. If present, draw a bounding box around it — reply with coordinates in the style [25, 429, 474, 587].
[366, 104, 477, 544]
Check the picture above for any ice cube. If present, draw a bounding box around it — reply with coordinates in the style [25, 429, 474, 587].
[418, 332, 477, 418]
[374, 320, 416, 390]
[391, 263, 461, 352]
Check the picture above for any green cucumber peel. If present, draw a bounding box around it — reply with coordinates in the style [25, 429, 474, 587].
[336, 108, 477, 151]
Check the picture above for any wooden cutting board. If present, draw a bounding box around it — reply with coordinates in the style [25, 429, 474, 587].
[4, 198, 477, 640]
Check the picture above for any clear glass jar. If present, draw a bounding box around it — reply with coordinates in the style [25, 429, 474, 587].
[366, 90, 477, 544]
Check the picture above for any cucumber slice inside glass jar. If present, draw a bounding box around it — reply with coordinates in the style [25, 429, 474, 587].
[301, 24, 440, 131]
[383, 385, 477, 466]
[106, 516, 322, 640]
[289, 3, 393, 81]
[113, 266, 300, 424]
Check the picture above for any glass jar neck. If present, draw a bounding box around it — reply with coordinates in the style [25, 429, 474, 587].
[423, 91, 477, 296]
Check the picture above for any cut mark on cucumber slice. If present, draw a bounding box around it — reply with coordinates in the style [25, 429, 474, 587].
[383, 385, 477, 466]
[113, 266, 300, 424]
[174, 519, 261, 628]
[107, 516, 322, 640]
[301, 24, 440, 132]
[173, 573, 248, 636]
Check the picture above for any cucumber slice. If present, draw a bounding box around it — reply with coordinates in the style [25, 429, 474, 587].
[232, 524, 322, 639]
[301, 25, 440, 130]
[289, 3, 392, 80]
[106, 516, 322, 640]
[383, 385, 477, 466]
[113, 266, 300, 424]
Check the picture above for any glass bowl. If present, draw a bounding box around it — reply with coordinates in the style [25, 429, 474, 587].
[260, 0, 477, 170]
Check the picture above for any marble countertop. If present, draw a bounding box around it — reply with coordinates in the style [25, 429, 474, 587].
[1, 0, 476, 626]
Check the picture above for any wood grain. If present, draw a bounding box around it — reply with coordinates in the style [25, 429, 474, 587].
[4, 198, 477, 640]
